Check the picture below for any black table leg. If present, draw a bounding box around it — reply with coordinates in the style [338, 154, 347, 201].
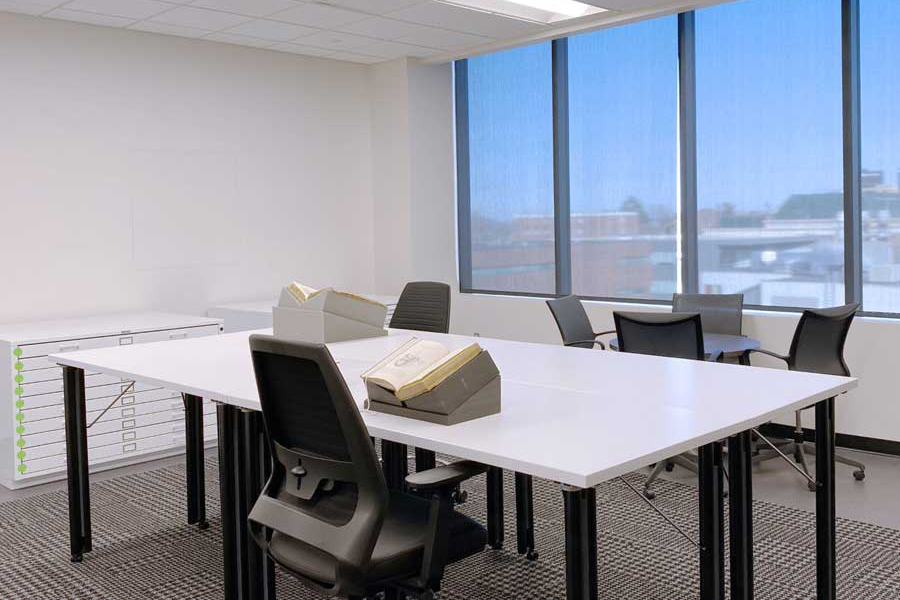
[816, 397, 836, 600]
[486, 467, 504, 549]
[699, 442, 725, 600]
[415, 448, 437, 472]
[63, 366, 92, 563]
[183, 394, 208, 530]
[218, 404, 247, 600]
[728, 432, 753, 600]
[515, 472, 538, 560]
[242, 410, 276, 600]
[563, 486, 597, 600]
[381, 440, 408, 491]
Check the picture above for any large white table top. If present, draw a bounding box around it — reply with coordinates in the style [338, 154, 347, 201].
[51, 329, 856, 488]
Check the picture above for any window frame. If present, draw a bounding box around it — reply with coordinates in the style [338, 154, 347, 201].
[455, 0, 886, 317]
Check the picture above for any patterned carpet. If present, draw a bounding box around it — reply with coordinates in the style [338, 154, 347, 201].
[1, 456, 899, 600]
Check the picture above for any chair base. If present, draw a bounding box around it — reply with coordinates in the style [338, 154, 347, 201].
[644, 453, 698, 499]
[753, 439, 866, 490]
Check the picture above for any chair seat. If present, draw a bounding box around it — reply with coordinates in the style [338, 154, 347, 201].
[268, 490, 487, 587]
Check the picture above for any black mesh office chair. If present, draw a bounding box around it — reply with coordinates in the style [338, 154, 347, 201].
[248, 335, 488, 599]
[389, 282, 451, 333]
[744, 303, 864, 489]
[546, 295, 615, 349]
[672, 293, 744, 335]
[613, 311, 715, 499]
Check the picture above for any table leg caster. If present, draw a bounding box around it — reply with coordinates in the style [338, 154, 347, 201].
[198, 520, 210, 530]
[71, 554, 83, 563]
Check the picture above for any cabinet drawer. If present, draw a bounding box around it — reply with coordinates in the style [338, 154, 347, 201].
[23, 409, 185, 448]
[20, 373, 125, 396]
[21, 389, 181, 426]
[22, 431, 185, 476]
[24, 419, 185, 460]
[16, 335, 126, 359]
[131, 325, 222, 344]
[21, 381, 163, 408]
[174, 423, 219, 447]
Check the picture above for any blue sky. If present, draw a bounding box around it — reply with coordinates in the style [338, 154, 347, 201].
[465, 0, 898, 222]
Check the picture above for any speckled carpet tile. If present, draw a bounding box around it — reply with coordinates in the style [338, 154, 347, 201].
[0, 457, 898, 599]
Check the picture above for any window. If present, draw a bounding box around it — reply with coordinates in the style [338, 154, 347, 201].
[455, 0, 895, 315]
[568, 16, 678, 300]
[860, 0, 900, 312]
[464, 43, 555, 294]
[695, 0, 844, 309]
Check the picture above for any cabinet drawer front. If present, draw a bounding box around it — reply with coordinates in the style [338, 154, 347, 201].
[21, 381, 163, 406]
[19, 373, 124, 396]
[24, 420, 184, 460]
[23, 409, 184, 448]
[21, 431, 185, 476]
[16, 335, 125, 359]
[131, 325, 222, 345]
[21, 389, 181, 423]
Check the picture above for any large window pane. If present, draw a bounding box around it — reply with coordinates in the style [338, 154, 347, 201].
[568, 16, 678, 300]
[696, 0, 844, 308]
[466, 43, 555, 294]
[861, 0, 900, 312]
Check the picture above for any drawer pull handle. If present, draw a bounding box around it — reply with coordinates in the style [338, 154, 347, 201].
[123, 431, 136, 441]
[169, 332, 188, 340]
[119, 337, 133, 345]
[58, 344, 80, 352]
[121, 408, 135, 418]
[123, 443, 137, 452]
[122, 420, 136, 430]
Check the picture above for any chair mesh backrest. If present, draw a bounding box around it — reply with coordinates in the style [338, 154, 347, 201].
[614, 312, 705, 360]
[546, 295, 595, 348]
[389, 281, 451, 333]
[788, 303, 858, 376]
[249, 335, 387, 538]
[672, 293, 744, 336]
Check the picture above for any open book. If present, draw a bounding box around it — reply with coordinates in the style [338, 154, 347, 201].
[362, 338, 482, 401]
[286, 281, 387, 308]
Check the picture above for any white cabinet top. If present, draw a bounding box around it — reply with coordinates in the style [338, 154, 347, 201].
[50, 328, 856, 488]
[0, 312, 222, 344]
[208, 295, 399, 316]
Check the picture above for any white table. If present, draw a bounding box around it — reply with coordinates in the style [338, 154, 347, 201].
[51, 329, 856, 600]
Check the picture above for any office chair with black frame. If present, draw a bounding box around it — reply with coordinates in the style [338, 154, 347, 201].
[613, 311, 722, 499]
[743, 303, 864, 490]
[247, 335, 488, 600]
[546, 294, 616, 349]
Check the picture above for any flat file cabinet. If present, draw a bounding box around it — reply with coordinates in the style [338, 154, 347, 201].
[0, 312, 223, 488]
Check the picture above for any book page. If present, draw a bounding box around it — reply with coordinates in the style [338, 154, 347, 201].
[395, 343, 482, 401]
[331, 290, 388, 309]
[363, 339, 448, 392]
[287, 281, 318, 303]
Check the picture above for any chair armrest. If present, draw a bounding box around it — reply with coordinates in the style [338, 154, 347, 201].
[594, 329, 616, 337]
[744, 348, 790, 364]
[564, 339, 606, 350]
[706, 350, 724, 363]
[405, 460, 488, 492]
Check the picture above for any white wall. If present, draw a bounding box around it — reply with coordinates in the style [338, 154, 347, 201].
[375, 58, 900, 444]
[0, 12, 375, 321]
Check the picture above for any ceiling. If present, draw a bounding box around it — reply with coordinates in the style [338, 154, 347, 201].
[0, 0, 729, 64]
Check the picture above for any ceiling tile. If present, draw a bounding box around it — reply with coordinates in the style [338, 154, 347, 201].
[326, 50, 383, 64]
[395, 24, 492, 50]
[295, 29, 371, 51]
[352, 38, 437, 58]
[128, 20, 211, 36]
[149, 5, 250, 30]
[0, 0, 64, 15]
[267, 41, 334, 55]
[61, 0, 174, 19]
[188, 0, 300, 18]
[45, 7, 135, 26]
[225, 18, 316, 41]
[386, 2, 544, 38]
[323, 0, 422, 15]
[204, 31, 275, 47]
[272, 2, 367, 29]
[336, 15, 425, 39]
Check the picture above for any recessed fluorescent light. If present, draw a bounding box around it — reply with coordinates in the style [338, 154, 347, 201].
[436, 0, 606, 24]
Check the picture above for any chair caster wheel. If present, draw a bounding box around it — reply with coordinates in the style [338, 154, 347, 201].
[853, 470, 865, 481]
[808, 481, 817, 492]
[453, 489, 468, 504]
[71, 554, 83, 563]
[526, 550, 539, 561]
[665, 462, 674, 472]
[490, 542, 503, 550]
[197, 520, 210, 530]
[643, 489, 656, 500]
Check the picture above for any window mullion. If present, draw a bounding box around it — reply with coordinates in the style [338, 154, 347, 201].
[842, 0, 863, 305]
[553, 38, 572, 296]
[678, 11, 699, 295]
